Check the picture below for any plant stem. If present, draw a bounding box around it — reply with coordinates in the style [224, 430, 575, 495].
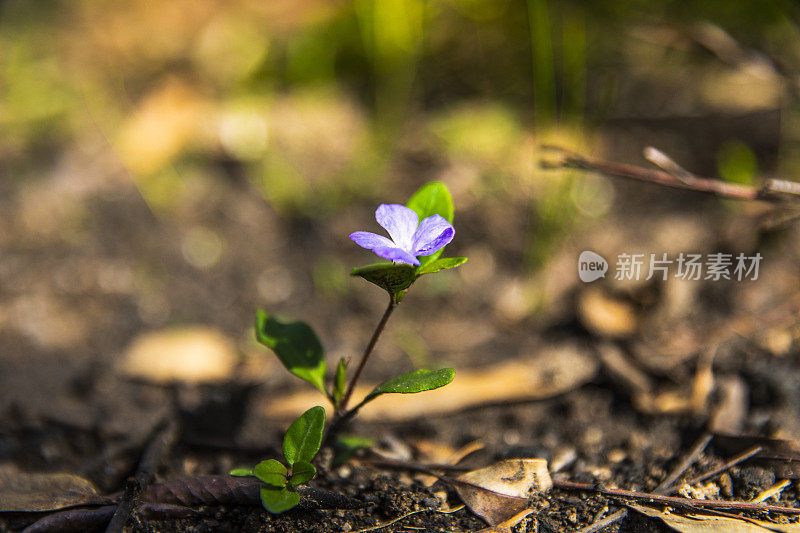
[339, 296, 396, 412]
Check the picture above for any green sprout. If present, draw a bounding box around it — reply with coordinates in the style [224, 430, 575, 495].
[230, 406, 325, 514]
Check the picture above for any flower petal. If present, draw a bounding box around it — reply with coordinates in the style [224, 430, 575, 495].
[373, 246, 421, 266]
[412, 215, 455, 256]
[350, 231, 396, 251]
[375, 204, 418, 251]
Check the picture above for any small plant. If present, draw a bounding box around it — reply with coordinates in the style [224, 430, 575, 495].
[231, 406, 325, 513]
[235, 182, 466, 513]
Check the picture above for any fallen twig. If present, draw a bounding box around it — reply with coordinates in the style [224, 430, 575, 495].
[655, 432, 713, 494]
[573, 509, 627, 533]
[682, 444, 763, 489]
[553, 479, 800, 515]
[105, 418, 179, 532]
[353, 504, 465, 533]
[104, 478, 144, 533]
[541, 145, 800, 204]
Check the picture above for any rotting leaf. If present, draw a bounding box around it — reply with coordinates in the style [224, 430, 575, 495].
[629, 503, 800, 532]
[454, 459, 552, 526]
[0, 465, 110, 512]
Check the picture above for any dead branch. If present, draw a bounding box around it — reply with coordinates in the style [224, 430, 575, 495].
[681, 445, 763, 489]
[540, 145, 800, 204]
[654, 432, 713, 495]
[553, 479, 800, 515]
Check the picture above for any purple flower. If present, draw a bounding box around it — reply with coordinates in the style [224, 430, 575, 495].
[350, 204, 455, 266]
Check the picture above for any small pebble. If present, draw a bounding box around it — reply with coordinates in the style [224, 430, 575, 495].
[566, 509, 579, 524]
[422, 497, 439, 507]
[608, 448, 627, 463]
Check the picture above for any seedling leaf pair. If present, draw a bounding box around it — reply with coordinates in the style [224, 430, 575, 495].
[230, 406, 325, 514]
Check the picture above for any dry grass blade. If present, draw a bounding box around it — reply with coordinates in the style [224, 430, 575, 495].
[352, 505, 465, 533]
[573, 509, 628, 533]
[475, 508, 535, 533]
[629, 503, 800, 532]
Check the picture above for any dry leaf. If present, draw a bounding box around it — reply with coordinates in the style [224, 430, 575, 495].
[119, 326, 239, 383]
[409, 439, 485, 487]
[116, 77, 206, 176]
[261, 343, 597, 420]
[596, 342, 653, 394]
[629, 503, 800, 532]
[0, 465, 108, 512]
[411, 439, 484, 466]
[578, 287, 638, 338]
[454, 459, 551, 526]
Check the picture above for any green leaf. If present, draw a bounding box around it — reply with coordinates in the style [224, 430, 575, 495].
[283, 406, 326, 466]
[333, 434, 375, 466]
[260, 485, 301, 514]
[406, 182, 455, 268]
[253, 459, 288, 488]
[417, 256, 468, 275]
[333, 358, 347, 407]
[289, 461, 316, 486]
[406, 182, 454, 223]
[366, 368, 455, 401]
[229, 468, 254, 477]
[255, 310, 326, 394]
[350, 262, 416, 299]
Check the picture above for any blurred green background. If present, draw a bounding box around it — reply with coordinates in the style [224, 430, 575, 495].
[2, 0, 800, 391]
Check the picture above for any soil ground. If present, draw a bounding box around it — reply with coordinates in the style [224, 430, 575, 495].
[2, 125, 800, 531]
